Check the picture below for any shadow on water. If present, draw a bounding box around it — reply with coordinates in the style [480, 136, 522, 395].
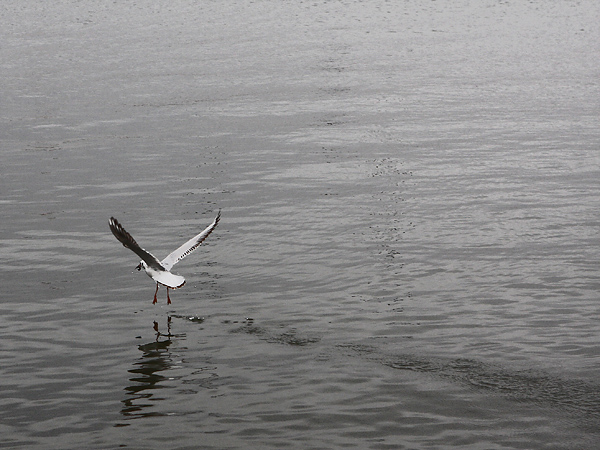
[229, 321, 320, 346]
[117, 318, 179, 424]
[337, 343, 600, 433]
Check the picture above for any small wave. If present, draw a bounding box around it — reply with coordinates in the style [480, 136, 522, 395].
[373, 350, 600, 428]
[230, 323, 321, 347]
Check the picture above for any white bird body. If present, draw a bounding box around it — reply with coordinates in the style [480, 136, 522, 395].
[140, 264, 185, 289]
[109, 211, 220, 303]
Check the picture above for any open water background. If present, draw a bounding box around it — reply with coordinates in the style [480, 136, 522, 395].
[1, 1, 599, 448]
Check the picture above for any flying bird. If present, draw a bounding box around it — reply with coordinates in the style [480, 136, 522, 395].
[109, 211, 220, 304]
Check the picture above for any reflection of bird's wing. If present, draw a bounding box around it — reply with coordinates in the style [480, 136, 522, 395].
[109, 217, 165, 271]
[161, 210, 221, 271]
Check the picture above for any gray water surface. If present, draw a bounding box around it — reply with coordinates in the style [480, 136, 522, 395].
[1, 1, 599, 449]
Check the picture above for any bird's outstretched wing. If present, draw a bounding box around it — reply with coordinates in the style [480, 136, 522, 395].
[161, 210, 221, 271]
[109, 217, 165, 270]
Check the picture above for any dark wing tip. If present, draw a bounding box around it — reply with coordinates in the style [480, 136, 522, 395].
[108, 216, 138, 249]
[108, 217, 123, 236]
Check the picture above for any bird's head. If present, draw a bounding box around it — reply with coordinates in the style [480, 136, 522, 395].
[135, 262, 144, 271]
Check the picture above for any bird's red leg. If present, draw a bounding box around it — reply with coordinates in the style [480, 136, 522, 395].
[153, 282, 159, 304]
[167, 287, 171, 305]
[153, 320, 160, 341]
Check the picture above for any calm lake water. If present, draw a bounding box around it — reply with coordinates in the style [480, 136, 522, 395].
[1, 1, 599, 448]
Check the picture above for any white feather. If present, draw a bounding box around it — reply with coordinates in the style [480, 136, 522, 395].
[161, 210, 221, 271]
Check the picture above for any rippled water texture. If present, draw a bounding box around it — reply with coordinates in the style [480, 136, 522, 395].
[1, 1, 599, 449]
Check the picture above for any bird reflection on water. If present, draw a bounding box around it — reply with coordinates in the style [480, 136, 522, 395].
[119, 318, 178, 420]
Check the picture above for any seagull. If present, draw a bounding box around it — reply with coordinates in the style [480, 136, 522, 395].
[109, 211, 220, 304]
